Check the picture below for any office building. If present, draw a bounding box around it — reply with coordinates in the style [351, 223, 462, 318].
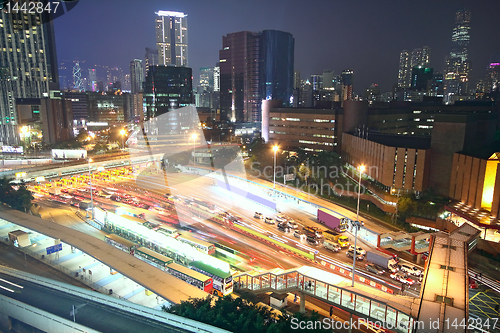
[88, 69, 97, 92]
[398, 47, 431, 90]
[262, 100, 342, 152]
[219, 30, 294, 122]
[155, 11, 188, 67]
[0, 9, 60, 144]
[259, 30, 294, 109]
[145, 47, 159, 77]
[63, 91, 88, 120]
[410, 67, 433, 91]
[130, 59, 144, 95]
[87, 91, 132, 124]
[219, 31, 260, 122]
[143, 66, 192, 120]
[444, 9, 472, 103]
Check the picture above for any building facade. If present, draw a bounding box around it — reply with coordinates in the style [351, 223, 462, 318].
[262, 100, 342, 152]
[0, 9, 59, 144]
[143, 66, 192, 120]
[87, 91, 132, 124]
[155, 11, 188, 67]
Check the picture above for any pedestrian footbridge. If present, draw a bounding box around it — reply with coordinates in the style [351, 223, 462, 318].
[234, 266, 420, 333]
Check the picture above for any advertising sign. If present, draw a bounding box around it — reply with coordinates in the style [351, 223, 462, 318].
[2, 146, 23, 153]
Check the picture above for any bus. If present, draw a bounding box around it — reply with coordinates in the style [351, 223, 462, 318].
[177, 234, 216, 255]
[134, 246, 173, 270]
[189, 261, 233, 297]
[165, 262, 213, 293]
[105, 234, 137, 254]
[157, 225, 179, 238]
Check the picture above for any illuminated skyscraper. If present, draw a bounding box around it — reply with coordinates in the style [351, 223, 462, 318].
[219, 30, 294, 122]
[398, 47, 431, 89]
[130, 59, 144, 95]
[444, 9, 471, 102]
[0, 9, 59, 144]
[155, 11, 188, 67]
[341, 69, 354, 101]
[398, 50, 410, 88]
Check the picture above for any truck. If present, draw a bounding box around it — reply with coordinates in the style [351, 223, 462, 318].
[303, 226, 322, 239]
[79, 200, 93, 211]
[323, 239, 341, 252]
[366, 251, 399, 272]
[317, 208, 349, 232]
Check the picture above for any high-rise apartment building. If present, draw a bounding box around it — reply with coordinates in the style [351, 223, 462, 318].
[219, 30, 294, 122]
[398, 47, 431, 89]
[0, 9, 60, 144]
[155, 11, 188, 67]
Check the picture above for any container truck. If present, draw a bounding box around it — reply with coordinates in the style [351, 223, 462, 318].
[317, 208, 349, 232]
[366, 251, 399, 272]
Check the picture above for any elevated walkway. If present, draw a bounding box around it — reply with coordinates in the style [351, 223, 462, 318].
[234, 266, 420, 333]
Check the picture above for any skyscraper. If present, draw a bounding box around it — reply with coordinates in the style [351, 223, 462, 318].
[259, 30, 295, 112]
[398, 50, 410, 88]
[398, 47, 431, 89]
[145, 47, 158, 77]
[219, 31, 260, 122]
[444, 9, 471, 102]
[341, 69, 354, 101]
[219, 30, 294, 122]
[143, 66, 192, 120]
[130, 59, 144, 95]
[155, 11, 188, 67]
[0, 9, 59, 144]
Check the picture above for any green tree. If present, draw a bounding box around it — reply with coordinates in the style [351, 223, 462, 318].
[0, 177, 33, 213]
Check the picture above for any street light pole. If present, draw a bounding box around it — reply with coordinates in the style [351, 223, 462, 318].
[273, 145, 279, 190]
[88, 158, 94, 219]
[351, 165, 364, 287]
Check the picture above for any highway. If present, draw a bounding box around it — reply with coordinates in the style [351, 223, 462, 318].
[0, 271, 193, 333]
[32, 166, 421, 295]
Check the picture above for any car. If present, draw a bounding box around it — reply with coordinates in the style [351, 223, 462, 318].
[287, 219, 298, 229]
[390, 272, 414, 285]
[346, 249, 364, 260]
[400, 264, 422, 277]
[306, 236, 319, 246]
[254, 212, 263, 219]
[349, 245, 366, 255]
[366, 263, 385, 275]
[264, 217, 275, 224]
[277, 223, 290, 233]
[293, 230, 302, 238]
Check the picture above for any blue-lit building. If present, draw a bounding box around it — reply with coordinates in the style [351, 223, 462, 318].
[259, 30, 294, 112]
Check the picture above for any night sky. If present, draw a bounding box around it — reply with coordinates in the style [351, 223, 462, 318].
[54, 0, 500, 93]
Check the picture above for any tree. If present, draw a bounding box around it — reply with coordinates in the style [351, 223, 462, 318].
[76, 129, 88, 142]
[0, 177, 33, 213]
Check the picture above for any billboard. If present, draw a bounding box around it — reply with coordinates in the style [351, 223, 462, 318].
[52, 149, 87, 160]
[2, 146, 23, 153]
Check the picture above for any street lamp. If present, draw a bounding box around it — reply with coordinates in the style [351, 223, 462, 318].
[190, 133, 197, 166]
[351, 164, 365, 287]
[88, 158, 94, 219]
[273, 145, 279, 190]
[120, 129, 126, 149]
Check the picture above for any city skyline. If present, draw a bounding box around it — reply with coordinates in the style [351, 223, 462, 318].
[53, 0, 500, 94]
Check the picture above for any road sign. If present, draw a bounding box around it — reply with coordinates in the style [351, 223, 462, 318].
[46, 243, 63, 255]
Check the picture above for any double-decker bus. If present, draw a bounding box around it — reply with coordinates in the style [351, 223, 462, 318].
[134, 246, 173, 270]
[189, 261, 233, 296]
[177, 234, 216, 255]
[165, 262, 213, 293]
[105, 234, 137, 254]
